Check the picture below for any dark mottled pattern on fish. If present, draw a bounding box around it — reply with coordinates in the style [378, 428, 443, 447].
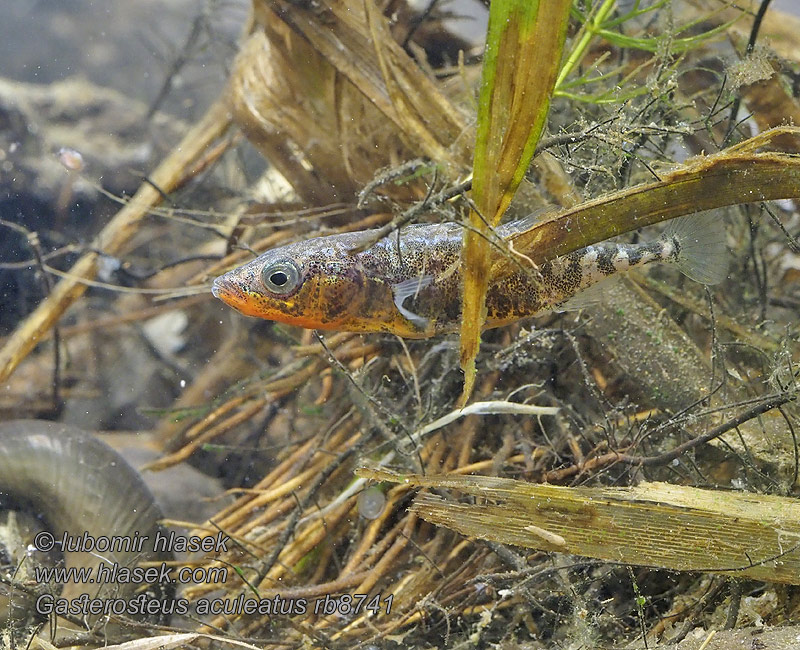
[212, 220, 693, 338]
[597, 248, 617, 276]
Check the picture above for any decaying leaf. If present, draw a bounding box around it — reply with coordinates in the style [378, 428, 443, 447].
[493, 127, 800, 278]
[360, 468, 800, 585]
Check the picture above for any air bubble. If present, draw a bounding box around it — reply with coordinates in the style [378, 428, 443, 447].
[357, 487, 386, 520]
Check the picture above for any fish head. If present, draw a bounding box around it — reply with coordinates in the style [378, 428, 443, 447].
[212, 235, 368, 331]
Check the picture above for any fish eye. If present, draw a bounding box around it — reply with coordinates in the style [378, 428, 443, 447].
[261, 260, 301, 295]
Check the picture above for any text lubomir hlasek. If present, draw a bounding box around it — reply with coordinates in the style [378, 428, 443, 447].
[47, 530, 229, 554]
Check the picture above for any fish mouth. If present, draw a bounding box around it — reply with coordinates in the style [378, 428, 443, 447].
[212, 274, 265, 318]
[211, 275, 243, 306]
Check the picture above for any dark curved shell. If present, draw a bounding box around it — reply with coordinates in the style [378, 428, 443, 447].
[0, 420, 174, 629]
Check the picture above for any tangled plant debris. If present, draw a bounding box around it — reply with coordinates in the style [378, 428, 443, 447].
[2, 1, 800, 648]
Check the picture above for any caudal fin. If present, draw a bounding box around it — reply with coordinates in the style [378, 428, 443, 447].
[665, 212, 729, 285]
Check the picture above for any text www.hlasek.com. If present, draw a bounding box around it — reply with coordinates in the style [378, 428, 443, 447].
[34, 561, 222, 586]
[32, 530, 393, 619]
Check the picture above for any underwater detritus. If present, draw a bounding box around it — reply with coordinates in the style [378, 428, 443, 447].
[0, 420, 175, 645]
[4, 0, 800, 645]
[360, 469, 800, 585]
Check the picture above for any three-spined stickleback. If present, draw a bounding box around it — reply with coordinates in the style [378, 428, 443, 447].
[211, 214, 727, 338]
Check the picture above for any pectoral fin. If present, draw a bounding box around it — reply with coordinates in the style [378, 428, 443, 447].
[392, 276, 434, 328]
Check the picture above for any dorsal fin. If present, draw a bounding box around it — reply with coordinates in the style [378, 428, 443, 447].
[497, 207, 559, 238]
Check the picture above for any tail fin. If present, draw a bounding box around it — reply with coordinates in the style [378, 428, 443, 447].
[664, 212, 728, 285]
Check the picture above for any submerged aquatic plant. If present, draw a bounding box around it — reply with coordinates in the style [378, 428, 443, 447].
[3, 1, 800, 647]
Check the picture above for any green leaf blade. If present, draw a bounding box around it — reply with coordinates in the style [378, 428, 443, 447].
[460, 0, 572, 404]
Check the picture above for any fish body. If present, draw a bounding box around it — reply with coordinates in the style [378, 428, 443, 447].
[212, 215, 726, 338]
